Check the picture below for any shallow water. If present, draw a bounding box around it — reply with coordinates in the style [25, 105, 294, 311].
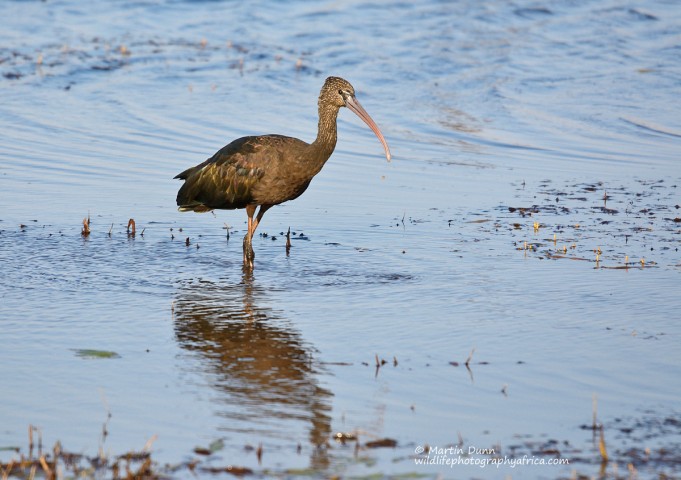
[1, 0, 680, 478]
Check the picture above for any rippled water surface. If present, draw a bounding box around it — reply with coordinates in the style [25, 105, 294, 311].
[1, 0, 680, 478]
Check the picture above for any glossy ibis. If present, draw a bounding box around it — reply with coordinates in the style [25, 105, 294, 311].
[175, 76, 391, 268]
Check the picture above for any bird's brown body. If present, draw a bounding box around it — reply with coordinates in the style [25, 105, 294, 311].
[175, 77, 390, 268]
[176, 135, 328, 211]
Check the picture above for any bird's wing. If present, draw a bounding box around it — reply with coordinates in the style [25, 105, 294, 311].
[175, 135, 287, 210]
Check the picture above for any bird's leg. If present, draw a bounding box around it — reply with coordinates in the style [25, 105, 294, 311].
[243, 235, 254, 268]
[251, 205, 272, 235]
[242, 205, 272, 268]
[243, 205, 257, 268]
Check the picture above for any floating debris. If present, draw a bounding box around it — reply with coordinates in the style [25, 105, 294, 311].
[127, 218, 136, 237]
[465, 347, 475, 367]
[201, 465, 253, 475]
[334, 432, 357, 444]
[81, 216, 90, 237]
[193, 439, 224, 456]
[364, 438, 397, 449]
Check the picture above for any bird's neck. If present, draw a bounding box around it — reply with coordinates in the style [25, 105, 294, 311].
[309, 103, 340, 167]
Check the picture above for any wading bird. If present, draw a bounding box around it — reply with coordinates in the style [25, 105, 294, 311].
[175, 76, 391, 268]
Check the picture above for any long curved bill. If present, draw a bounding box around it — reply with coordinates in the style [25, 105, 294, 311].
[345, 95, 392, 162]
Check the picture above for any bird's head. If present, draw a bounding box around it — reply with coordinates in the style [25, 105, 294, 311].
[320, 76, 391, 162]
[320, 76, 355, 109]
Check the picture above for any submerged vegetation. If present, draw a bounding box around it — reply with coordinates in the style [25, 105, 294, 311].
[475, 179, 680, 270]
[2, 406, 680, 480]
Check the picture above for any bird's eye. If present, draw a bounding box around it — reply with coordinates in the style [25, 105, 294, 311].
[338, 89, 344, 95]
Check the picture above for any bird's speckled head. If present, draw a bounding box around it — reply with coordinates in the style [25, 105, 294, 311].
[319, 76, 355, 108]
[317, 76, 392, 162]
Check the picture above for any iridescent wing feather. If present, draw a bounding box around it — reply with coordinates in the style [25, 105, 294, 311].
[175, 136, 276, 212]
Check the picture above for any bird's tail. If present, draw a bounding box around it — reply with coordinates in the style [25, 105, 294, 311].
[177, 205, 213, 213]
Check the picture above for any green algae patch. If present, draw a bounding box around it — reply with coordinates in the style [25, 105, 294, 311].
[72, 349, 121, 359]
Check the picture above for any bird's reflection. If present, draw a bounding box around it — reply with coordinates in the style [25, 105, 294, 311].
[173, 273, 332, 468]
